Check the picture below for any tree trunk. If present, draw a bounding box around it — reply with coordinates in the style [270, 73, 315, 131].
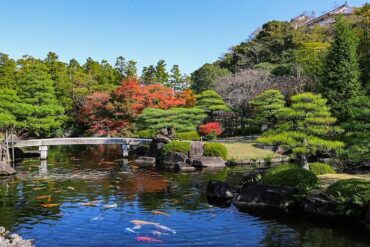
[299, 154, 309, 170]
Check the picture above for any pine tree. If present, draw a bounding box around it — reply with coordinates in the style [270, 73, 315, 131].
[17, 58, 65, 137]
[249, 90, 285, 131]
[141, 65, 156, 83]
[341, 96, 370, 165]
[154, 59, 169, 83]
[195, 90, 229, 120]
[0, 53, 17, 89]
[320, 17, 362, 120]
[257, 93, 344, 169]
[126, 60, 137, 78]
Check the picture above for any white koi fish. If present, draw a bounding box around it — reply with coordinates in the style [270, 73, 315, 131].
[155, 224, 176, 234]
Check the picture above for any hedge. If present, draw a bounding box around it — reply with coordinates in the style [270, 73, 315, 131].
[309, 162, 336, 175]
[175, 131, 201, 141]
[161, 141, 191, 156]
[204, 142, 228, 160]
[137, 130, 155, 139]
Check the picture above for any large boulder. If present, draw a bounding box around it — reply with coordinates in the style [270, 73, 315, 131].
[189, 141, 204, 158]
[302, 193, 342, 218]
[187, 157, 225, 168]
[162, 152, 188, 166]
[147, 127, 175, 157]
[206, 180, 234, 200]
[233, 184, 299, 209]
[0, 162, 16, 176]
[134, 157, 156, 167]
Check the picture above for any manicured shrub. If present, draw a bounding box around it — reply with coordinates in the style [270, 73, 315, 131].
[204, 142, 228, 160]
[161, 141, 191, 156]
[199, 122, 223, 137]
[309, 162, 336, 175]
[137, 130, 155, 139]
[176, 131, 200, 141]
[263, 165, 319, 192]
[327, 179, 370, 206]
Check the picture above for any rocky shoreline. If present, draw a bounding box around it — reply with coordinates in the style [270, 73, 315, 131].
[0, 227, 35, 247]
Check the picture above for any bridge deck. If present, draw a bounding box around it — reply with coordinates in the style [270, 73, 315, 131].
[10, 138, 152, 148]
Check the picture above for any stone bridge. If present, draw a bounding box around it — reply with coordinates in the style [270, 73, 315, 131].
[9, 137, 152, 160]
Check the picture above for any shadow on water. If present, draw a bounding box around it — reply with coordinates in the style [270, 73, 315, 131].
[0, 145, 369, 247]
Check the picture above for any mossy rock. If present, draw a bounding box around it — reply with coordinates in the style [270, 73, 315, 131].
[204, 142, 228, 160]
[309, 162, 336, 175]
[327, 179, 370, 206]
[262, 164, 319, 192]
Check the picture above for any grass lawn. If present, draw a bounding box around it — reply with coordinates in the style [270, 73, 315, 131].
[222, 142, 281, 161]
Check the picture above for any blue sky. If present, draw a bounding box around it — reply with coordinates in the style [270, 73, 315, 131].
[0, 0, 367, 74]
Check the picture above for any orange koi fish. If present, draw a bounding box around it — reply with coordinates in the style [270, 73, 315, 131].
[135, 236, 163, 243]
[151, 210, 170, 216]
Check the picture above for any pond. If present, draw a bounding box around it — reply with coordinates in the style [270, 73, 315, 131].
[0, 146, 369, 247]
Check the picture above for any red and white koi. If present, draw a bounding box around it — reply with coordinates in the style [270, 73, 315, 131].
[135, 236, 163, 243]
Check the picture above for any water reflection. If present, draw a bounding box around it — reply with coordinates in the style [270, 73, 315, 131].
[0, 145, 369, 247]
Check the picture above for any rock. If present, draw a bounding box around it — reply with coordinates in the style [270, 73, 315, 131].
[0, 227, 34, 247]
[241, 168, 268, 188]
[0, 162, 16, 176]
[162, 152, 188, 166]
[206, 180, 234, 199]
[8, 234, 18, 239]
[147, 127, 176, 157]
[189, 141, 204, 158]
[178, 162, 196, 172]
[134, 156, 156, 167]
[233, 184, 299, 209]
[303, 193, 342, 217]
[274, 146, 289, 155]
[131, 145, 148, 156]
[187, 157, 225, 168]
[0, 226, 5, 234]
[9, 148, 24, 160]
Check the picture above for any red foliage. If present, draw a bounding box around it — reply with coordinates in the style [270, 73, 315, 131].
[114, 78, 186, 115]
[176, 89, 196, 107]
[198, 122, 223, 136]
[79, 78, 189, 136]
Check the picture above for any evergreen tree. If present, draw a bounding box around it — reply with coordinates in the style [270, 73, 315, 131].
[356, 4, 370, 91]
[17, 58, 64, 137]
[320, 17, 362, 120]
[249, 90, 285, 131]
[0, 89, 18, 130]
[45, 52, 73, 112]
[0, 53, 17, 89]
[126, 60, 137, 78]
[167, 64, 182, 88]
[195, 90, 229, 120]
[341, 96, 370, 165]
[190, 63, 230, 93]
[154, 59, 169, 83]
[141, 65, 156, 83]
[257, 93, 344, 169]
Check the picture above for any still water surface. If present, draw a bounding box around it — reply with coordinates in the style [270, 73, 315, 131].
[0, 145, 369, 247]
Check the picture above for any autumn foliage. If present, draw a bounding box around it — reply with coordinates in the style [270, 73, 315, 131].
[79, 78, 189, 136]
[198, 122, 223, 136]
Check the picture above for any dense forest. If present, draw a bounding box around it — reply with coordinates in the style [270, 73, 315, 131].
[0, 3, 369, 167]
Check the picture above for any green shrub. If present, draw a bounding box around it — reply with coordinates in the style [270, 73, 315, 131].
[176, 131, 200, 141]
[263, 165, 319, 192]
[235, 125, 262, 135]
[137, 130, 155, 139]
[161, 141, 191, 156]
[327, 179, 370, 206]
[309, 162, 336, 175]
[204, 142, 228, 160]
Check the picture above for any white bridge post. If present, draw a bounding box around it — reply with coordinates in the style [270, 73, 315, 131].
[39, 146, 48, 160]
[122, 144, 129, 158]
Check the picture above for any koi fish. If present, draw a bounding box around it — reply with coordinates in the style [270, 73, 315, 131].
[41, 203, 60, 208]
[132, 225, 142, 230]
[155, 224, 176, 234]
[151, 230, 163, 236]
[80, 201, 99, 206]
[103, 203, 117, 208]
[67, 186, 75, 191]
[131, 220, 158, 226]
[91, 216, 104, 221]
[151, 210, 170, 216]
[125, 227, 136, 233]
[135, 236, 163, 243]
[36, 195, 51, 200]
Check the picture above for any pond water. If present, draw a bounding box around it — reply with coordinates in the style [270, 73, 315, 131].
[0, 146, 369, 247]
